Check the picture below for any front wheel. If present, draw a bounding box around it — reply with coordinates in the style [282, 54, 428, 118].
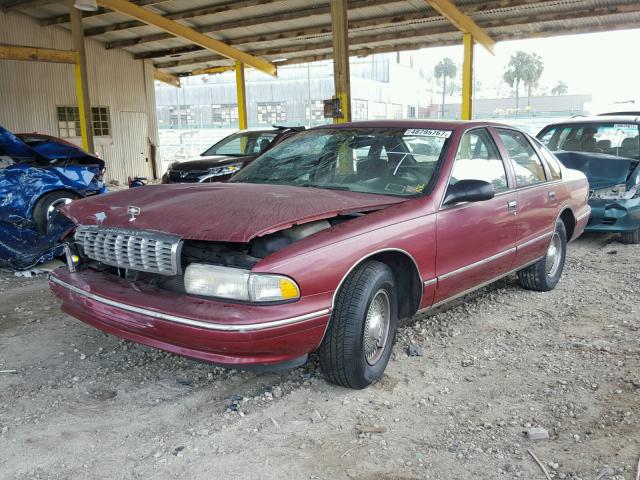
[517, 220, 567, 292]
[319, 260, 398, 389]
[33, 191, 78, 233]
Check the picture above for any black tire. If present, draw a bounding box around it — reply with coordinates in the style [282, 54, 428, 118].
[33, 191, 78, 233]
[518, 220, 567, 292]
[319, 260, 398, 389]
[620, 228, 640, 244]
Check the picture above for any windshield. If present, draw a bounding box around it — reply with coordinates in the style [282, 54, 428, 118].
[230, 127, 451, 197]
[538, 122, 639, 160]
[201, 131, 277, 157]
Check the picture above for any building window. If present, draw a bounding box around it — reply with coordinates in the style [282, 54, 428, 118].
[352, 99, 368, 121]
[57, 106, 111, 137]
[211, 104, 239, 127]
[305, 100, 325, 124]
[407, 106, 417, 119]
[92, 107, 111, 136]
[257, 102, 287, 125]
[57, 106, 80, 138]
[390, 103, 403, 119]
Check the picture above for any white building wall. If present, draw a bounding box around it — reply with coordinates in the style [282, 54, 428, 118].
[0, 11, 159, 183]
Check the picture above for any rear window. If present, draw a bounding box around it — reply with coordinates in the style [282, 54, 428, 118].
[538, 123, 640, 160]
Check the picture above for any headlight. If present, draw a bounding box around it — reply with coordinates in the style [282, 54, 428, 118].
[184, 264, 300, 302]
[209, 163, 243, 177]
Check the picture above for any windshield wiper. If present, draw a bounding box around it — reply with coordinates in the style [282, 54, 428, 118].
[299, 183, 352, 191]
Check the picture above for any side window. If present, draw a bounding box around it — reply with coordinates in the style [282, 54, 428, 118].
[533, 139, 562, 180]
[497, 129, 547, 187]
[250, 133, 277, 154]
[215, 137, 243, 155]
[449, 129, 508, 192]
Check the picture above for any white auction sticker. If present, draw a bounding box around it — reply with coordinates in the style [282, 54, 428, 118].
[614, 124, 637, 130]
[405, 128, 452, 138]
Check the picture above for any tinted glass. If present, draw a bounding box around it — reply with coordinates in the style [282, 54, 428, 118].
[203, 132, 277, 156]
[450, 129, 508, 192]
[231, 128, 451, 197]
[538, 123, 640, 160]
[497, 129, 547, 186]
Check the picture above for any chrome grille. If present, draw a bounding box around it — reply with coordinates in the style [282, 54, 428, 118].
[75, 226, 182, 275]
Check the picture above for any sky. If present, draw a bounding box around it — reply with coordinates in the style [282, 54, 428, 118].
[411, 28, 640, 110]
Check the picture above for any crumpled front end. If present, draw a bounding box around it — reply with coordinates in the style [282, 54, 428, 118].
[586, 196, 640, 233]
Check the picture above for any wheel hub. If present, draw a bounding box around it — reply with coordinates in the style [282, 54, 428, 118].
[545, 231, 562, 277]
[363, 290, 391, 366]
[47, 198, 73, 221]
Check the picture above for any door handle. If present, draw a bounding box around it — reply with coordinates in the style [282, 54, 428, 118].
[548, 191, 556, 199]
[507, 201, 518, 215]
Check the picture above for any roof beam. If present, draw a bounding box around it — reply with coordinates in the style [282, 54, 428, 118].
[96, 0, 276, 76]
[1, 0, 57, 11]
[134, 0, 558, 61]
[39, 0, 166, 26]
[83, 0, 287, 36]
[182, 65, 235, 77]
[424, 0, 495, 53]
[153, 68, 180, 87]
[0, 43, 77, 63]
[104, 0, 397, 49]
[159, 5, 640, 72]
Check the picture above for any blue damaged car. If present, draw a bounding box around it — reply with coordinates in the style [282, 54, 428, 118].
[0, 124, 106, 268]
[537, 116, 640, 244]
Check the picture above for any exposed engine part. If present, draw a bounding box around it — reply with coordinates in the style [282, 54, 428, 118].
[250, 220, 331, 258]
[182, 241, 259, 269]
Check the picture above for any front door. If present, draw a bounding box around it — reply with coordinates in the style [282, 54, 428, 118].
[435, 128, 517, 303]
[118, 111, 152, 181]
[494, 128, 559, 266]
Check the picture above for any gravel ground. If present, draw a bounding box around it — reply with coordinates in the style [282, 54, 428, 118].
[0, 233, 638, 480]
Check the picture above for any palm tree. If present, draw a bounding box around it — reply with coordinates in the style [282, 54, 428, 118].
[522, 53, 544, 107]
[551, 81, 568, 96]
[503, 51, 544, 112]
[434, 58, 457, 118]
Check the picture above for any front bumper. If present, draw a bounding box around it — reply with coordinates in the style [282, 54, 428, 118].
[49, 268, 331, 367]
[585, 197, 640, 233]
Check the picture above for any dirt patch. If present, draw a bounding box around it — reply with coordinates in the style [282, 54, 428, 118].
[0, 233, 638, 480]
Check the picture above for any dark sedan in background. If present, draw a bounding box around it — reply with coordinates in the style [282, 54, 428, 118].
[162, 126, 304, 183]
[537, 115, 639, 243]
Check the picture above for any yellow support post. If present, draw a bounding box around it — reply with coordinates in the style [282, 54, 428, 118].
[69, 2, 93, 152]
[235, 62, 248, 131]
[98, 0, 276, 76]
[424, 0, 495, 54]
[331, 0, 351, 124]
[461, 33, 474, 120]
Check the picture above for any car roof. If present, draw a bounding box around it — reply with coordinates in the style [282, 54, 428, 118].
[543, 115, 640, 127]
[312, 119, 519, 131]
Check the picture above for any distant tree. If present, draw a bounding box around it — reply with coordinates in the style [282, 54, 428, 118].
[551, 81, 569, 96]
[522, 53, 544, 106]
[434, 57, 457, 118]
[503, 51, 544, 111]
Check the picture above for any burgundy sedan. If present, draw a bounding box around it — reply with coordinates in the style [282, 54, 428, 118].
[49, 121, 590, 389]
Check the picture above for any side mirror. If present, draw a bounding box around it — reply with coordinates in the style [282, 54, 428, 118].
[443, 179, 495, 206]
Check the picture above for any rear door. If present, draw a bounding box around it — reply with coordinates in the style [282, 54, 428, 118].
[494, 128, 559, 267]
[434, 128, 517, 303]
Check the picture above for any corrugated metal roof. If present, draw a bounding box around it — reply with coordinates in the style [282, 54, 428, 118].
[7, 0, 640, 77]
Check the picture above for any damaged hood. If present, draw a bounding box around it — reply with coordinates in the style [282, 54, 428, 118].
[61, 183, 405, 243]
[556, 152, 634, 190]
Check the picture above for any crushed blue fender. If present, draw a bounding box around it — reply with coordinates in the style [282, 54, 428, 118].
[0, 124, 106, 270]
[0, 212, 75, 270]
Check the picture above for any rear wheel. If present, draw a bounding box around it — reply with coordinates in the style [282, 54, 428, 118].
[620, 228, 640, 244]
[518, 220, 567, 292]
[319, 261, 398, 389]
[33, 191, 78, 233]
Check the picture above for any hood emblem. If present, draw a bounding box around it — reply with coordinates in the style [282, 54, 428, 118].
[127, 206, 141, 222]
[179, 171, 189, 178]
